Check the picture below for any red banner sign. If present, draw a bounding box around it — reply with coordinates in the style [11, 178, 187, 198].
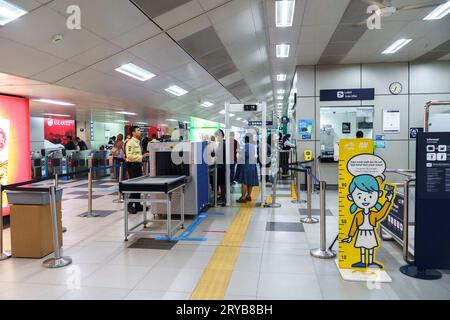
[44, 117, 75, 145]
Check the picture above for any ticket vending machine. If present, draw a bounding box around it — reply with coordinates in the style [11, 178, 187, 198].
[149, 141, 209, 216]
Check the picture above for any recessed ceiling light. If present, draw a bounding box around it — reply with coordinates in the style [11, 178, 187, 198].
[43, 113, 71, 118]
[0, 0, 27, 26]
[277, 96, 284, 100]
[115, 63, 156, 82]
[165, 85, 188, 96]
[219, 110, 235, 117]
[236, 117, 242, 121]
[33, 99, 75, 106]
[159, 124, 168, 127]
[276, 0, 296, 28]
[424, 1, 450, 20]
[201, 101, 213, 108]
[166, 119, 178, 122]
[277, 74, 287, 81]
[276, 44, 290, 58]
[116, 111, 138, 116]
[116, 120, 130, 123]
[277, 89, 285, 94]
[382, 38, 412, 54]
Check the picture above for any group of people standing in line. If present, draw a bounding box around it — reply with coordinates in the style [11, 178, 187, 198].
[207, 130, 259, 204]
[207, 131, 295, 204]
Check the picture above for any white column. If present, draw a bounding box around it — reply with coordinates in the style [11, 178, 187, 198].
[225, 102, 231, 206]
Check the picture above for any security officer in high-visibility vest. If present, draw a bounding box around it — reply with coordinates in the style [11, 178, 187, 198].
[126, 126, 149, 214]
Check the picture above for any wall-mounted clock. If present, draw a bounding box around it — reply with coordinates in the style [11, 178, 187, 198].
[389, 82, 403, 95]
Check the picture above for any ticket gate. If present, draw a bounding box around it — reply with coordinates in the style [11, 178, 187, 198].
[47, 151, 69, 179]
[67, 150, 91, 177]
[31, 151, 47, 179]
[92, 150, 111, 179]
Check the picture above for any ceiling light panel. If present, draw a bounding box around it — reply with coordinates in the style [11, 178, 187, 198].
[0, 0, 27, 26]
[33, 99, 75, 106]
[424, 1, 450, 20]
[276, 44, 290, 58]
[277, 74, 287, 81]
[165, 85, 188, 96]
[43, 113, 71, 118]
[382, 39, 412, 54]
[116, 111, 137, 116]
[275, 0, 296, 27]
[115, 63, 156, 82]
[201, 101, 214, 108]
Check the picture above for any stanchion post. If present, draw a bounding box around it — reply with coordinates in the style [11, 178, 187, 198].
[311, 181, 336, 259]
[292, 169, 306, 204]
[403, 179, 414, 264]
[268, 173, 281, 208]
[114, 163, 124, 204]
[88, 167, 92, 214]
[85, 167, 100, 218]
[0, 185, 11, 261]
[301, 168, 319, 224]
[42, 186, 72, 268]
[214, 164, 218, 208]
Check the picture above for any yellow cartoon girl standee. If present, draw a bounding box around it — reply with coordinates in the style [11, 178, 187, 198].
[341, 174, 395, 269]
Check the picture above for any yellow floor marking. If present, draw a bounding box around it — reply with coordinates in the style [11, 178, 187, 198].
[291, 183, 297, 199]
[190, 187, 260, 300]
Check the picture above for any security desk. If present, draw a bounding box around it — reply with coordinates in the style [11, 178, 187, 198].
[119, 175, 187, 241]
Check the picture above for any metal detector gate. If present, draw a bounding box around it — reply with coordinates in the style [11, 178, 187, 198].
[224, 102, 268, 206]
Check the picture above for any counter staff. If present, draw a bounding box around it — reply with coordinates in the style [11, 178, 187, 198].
[126, 126, 149, 214]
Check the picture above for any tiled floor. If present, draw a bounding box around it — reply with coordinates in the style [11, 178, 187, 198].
[0, 177, 449, 300]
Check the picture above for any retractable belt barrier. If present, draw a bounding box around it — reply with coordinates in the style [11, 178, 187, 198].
[286, 161, 336, 259]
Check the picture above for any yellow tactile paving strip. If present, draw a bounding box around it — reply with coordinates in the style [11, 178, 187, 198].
[190, 187, 260, 300]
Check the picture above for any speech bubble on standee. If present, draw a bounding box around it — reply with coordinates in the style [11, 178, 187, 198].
[347, 154, 386, 181]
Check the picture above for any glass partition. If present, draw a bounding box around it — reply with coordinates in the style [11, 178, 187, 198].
[320, 106, 374, 159]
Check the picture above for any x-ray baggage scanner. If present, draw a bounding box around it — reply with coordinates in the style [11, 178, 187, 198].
[149, 142, 208, 216]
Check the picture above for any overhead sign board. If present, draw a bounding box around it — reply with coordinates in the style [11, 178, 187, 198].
[320, 88, 375, 101]
[247, 120, 274, 127]
[244, 104, 258, 111]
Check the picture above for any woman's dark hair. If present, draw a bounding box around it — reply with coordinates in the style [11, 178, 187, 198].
[282, 134, 291, 143]
[245, 133, 253, 144]
[215, 129, 225, 138]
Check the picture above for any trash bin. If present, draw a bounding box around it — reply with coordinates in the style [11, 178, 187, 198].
[6, 188, 63, 259]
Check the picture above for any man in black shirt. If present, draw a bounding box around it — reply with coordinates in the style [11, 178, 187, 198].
[65, 136, 77, 151]
[76, 137, 88, 150]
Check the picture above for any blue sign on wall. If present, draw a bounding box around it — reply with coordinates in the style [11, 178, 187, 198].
[320, 88, 375, 101]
